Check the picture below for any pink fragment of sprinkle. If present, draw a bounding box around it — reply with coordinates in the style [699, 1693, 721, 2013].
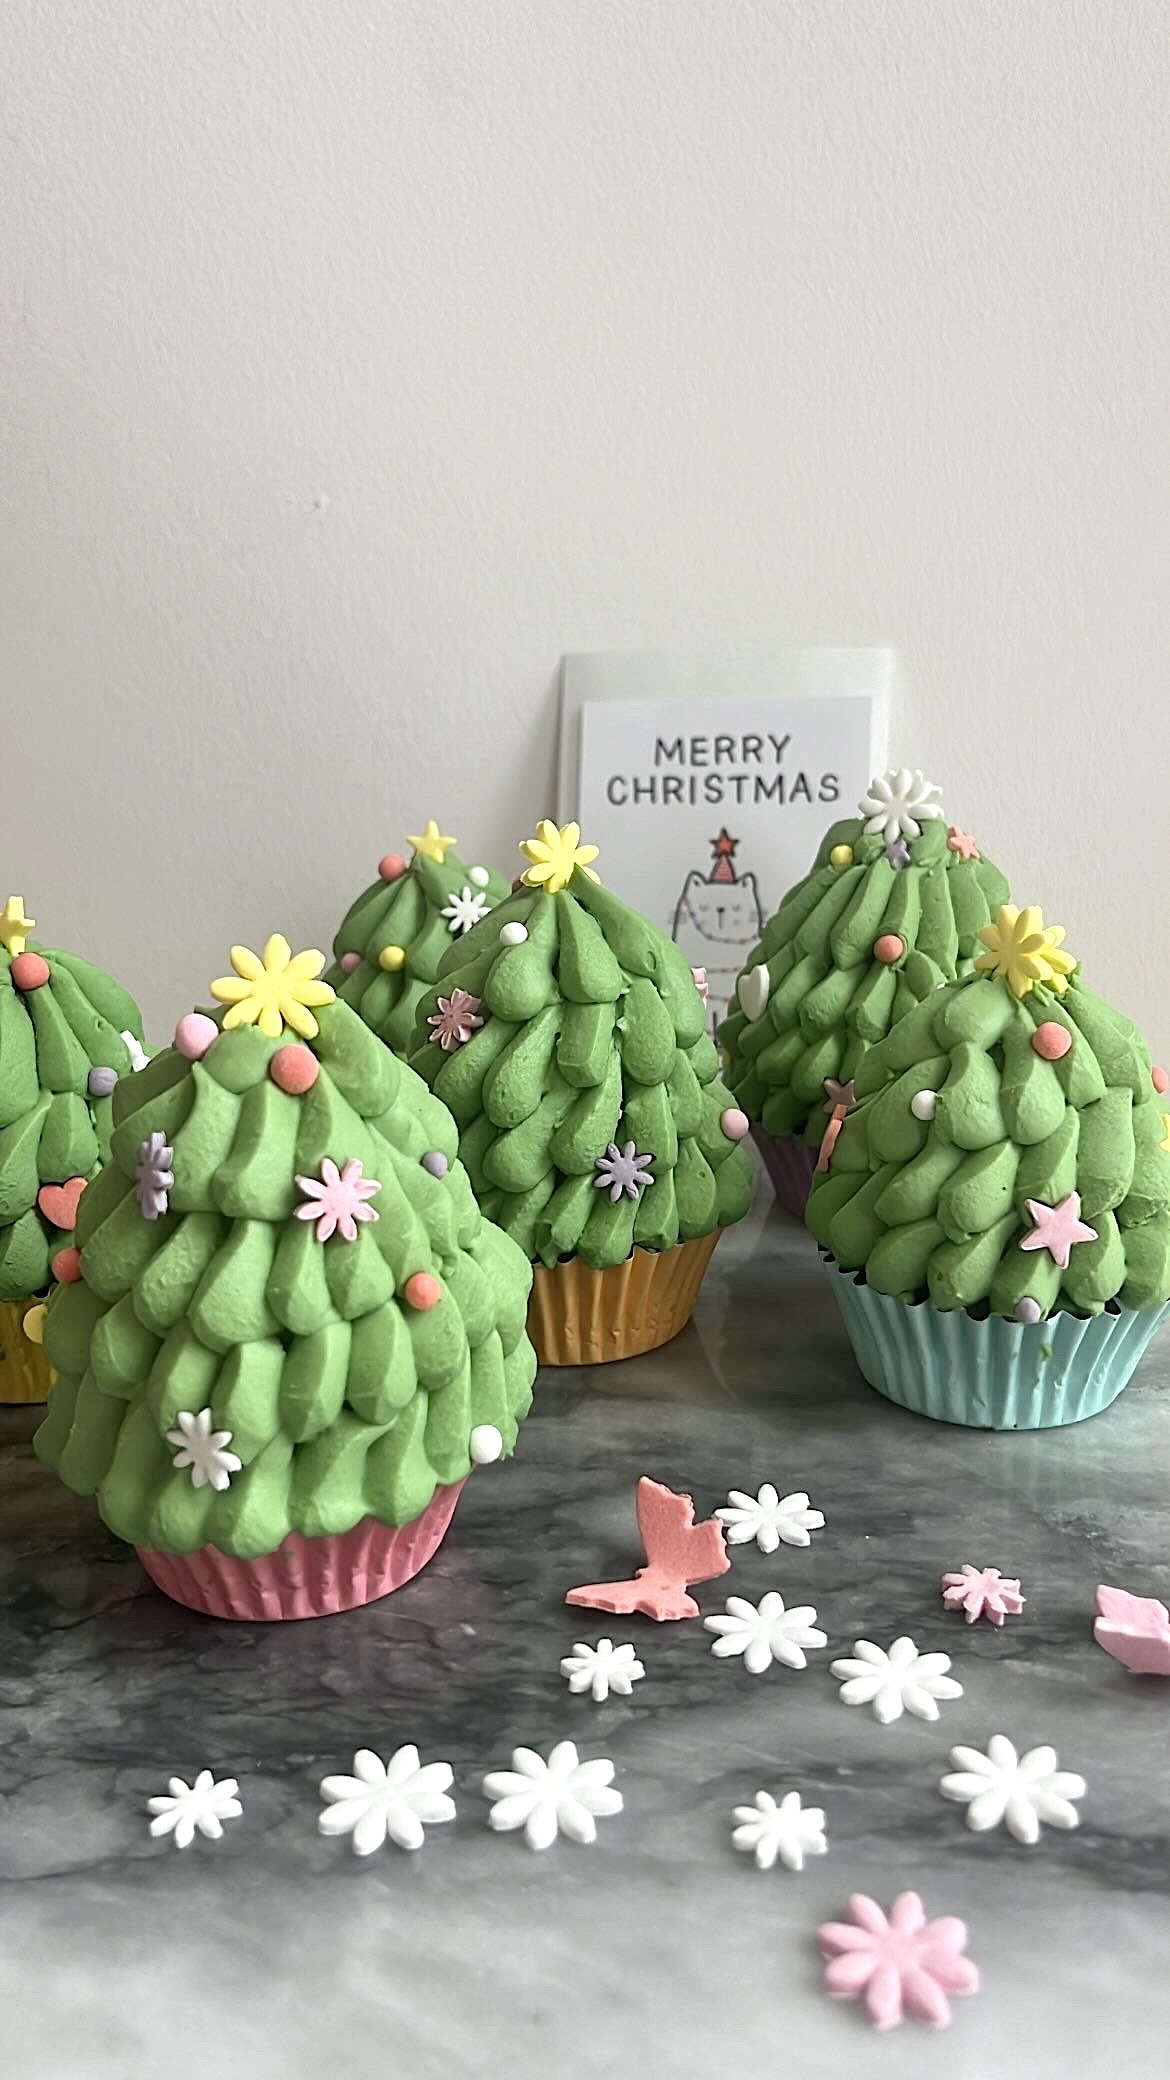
[941, 1564, 1025, 1627]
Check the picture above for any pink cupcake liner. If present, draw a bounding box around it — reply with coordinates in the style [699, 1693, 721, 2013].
[135, 1482, 464, 1622]
[751, 1125, 818, 1219]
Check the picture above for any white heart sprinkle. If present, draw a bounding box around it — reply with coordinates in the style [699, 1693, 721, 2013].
[738, 965, 770, 1022]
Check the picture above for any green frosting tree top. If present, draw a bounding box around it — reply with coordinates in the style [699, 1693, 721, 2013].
[720, 772, 1010, 1145]
[0, 894, 146, 1303]
[36, 934, 535, 1557]
[807, 902, 1170, 1321]
[327, 819, 510, 1056]
[408, 819, 754, 1270]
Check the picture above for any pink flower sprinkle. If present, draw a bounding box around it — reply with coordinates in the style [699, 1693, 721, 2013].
[294, 1157, 381, 1242]
[427, 988, 484, 1052]
[817, 1892, 979, 2031]
[942, 1564, 1025, 1627]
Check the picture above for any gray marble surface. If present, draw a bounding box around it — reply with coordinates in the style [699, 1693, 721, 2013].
[3, 1181, 1169, 2079]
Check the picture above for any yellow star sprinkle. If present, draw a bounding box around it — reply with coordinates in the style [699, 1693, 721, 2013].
[408, 820, 457, 865]
[0, 895, 35, 957]
[1161, 1113, 1170, 1154]
[975, 904, 1078, 999]
[519, 819, 601, 895]
[210, 935, 335, 1040]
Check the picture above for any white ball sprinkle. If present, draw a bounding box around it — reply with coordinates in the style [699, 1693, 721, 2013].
[911, 1089, 938, 1121]
[470, 1424, 503, 1465]
[468, 865, 490, 887]
[499, 922, 528, 947]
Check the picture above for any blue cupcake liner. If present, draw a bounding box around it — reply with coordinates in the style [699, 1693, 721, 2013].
[827, 1263, 1169, 1431]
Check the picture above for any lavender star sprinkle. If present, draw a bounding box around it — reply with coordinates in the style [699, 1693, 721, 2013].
[135, 1130, 175, 1220]
[885, 837, 912, 869]
[593, 1140, 655, 1203]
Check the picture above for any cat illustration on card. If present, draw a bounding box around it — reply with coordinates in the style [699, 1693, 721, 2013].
[671, 829, 764, 1032]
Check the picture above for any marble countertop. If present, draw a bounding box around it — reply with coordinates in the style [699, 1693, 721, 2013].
[3, 1186, 1168, 2079]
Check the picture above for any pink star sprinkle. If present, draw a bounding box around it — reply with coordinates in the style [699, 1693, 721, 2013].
[817, 1892, 979, 2031]
[427, 988, 484, 1052]
[294, 1157, 381, 1242]
[942, 1564, 1025, 1627]
[817, 1104, 848, 1173]
[691, 966, 709, 1005]
[947, 825, 981, 861]
[1020, 1189, 1097, 1269]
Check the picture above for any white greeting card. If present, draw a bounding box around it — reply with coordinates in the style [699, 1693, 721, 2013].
[559, 648, 892, 1029]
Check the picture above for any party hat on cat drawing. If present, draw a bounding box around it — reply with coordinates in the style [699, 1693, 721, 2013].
[671, 830, 764, 1035]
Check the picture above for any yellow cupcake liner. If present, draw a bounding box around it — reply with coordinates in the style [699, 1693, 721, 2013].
[528, 1234, 721, 1366]
[0, 1298, 56, 1405]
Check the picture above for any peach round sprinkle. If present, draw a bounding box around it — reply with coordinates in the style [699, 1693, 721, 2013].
[404, 1271, 442, 1311]
[52, 1247, 82, 1284]
[1153, 1065, 1169, 1095]
[10, 952, 50, 991]
[1032, 1022, 1072, 1061]
[873, 934, 904, 964]
[378, 854, 408, 882]
[269, 1045, 320, 1094]
[721, 1107, 750, 1141]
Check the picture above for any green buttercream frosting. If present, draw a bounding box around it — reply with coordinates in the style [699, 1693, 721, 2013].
[806, 968, 1170, 1320]
[408, 870, 753, 1269]
[35, 998, 536, 1556]
[720, 811, 1010, 1144]
[0, 938, 145, 1301]
[327, 843, 510, 1057]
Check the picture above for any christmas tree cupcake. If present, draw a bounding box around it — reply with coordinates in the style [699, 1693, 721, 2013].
[409, 820, 754, 1365]
[35, 934, 536, 1620]
[807, 903, 1170, 1429]
[0, 894, 147, 1403]
[327, 820, 510, 1057]
[720, 769, 1010, 1217]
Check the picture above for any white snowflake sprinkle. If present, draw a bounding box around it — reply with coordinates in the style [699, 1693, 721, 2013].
[560, 1638, 645, 1703]
[831, 1636, 963, 1724]
[482, 1741, 622, 1851]
[147, 1770, 242, 1849]
[716, 1485, 825, 1553]
[732, 1789, 828, 1872]
[318, 1745, 456, 1856]
[704, 1593, 827, 1675]
[940, 1736, 1086, 1844]
[858, 768, 945, 843]
[165, 1408, 242, 1492]
[120, 1029, 150, 1073]
[441, 885, 491, 935]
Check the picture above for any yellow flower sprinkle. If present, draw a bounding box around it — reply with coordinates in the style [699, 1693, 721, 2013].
[519, 819, 601, 894]
[975, 904, 1077, 999]
[210, 935, 335, 1040]
[408, 820, 457, 864]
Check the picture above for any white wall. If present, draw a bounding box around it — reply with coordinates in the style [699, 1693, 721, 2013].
[4, 0, 1168, 1045]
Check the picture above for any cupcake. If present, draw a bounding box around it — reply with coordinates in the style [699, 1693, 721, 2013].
[806, 903, 1170, 1429]
[327, 819, 510, 1057]
[0, 894, 147, 1403]
[34, 934, 536, 1619]
[409, 820, 754, 1365]
[720, 770, 1009, 1217]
